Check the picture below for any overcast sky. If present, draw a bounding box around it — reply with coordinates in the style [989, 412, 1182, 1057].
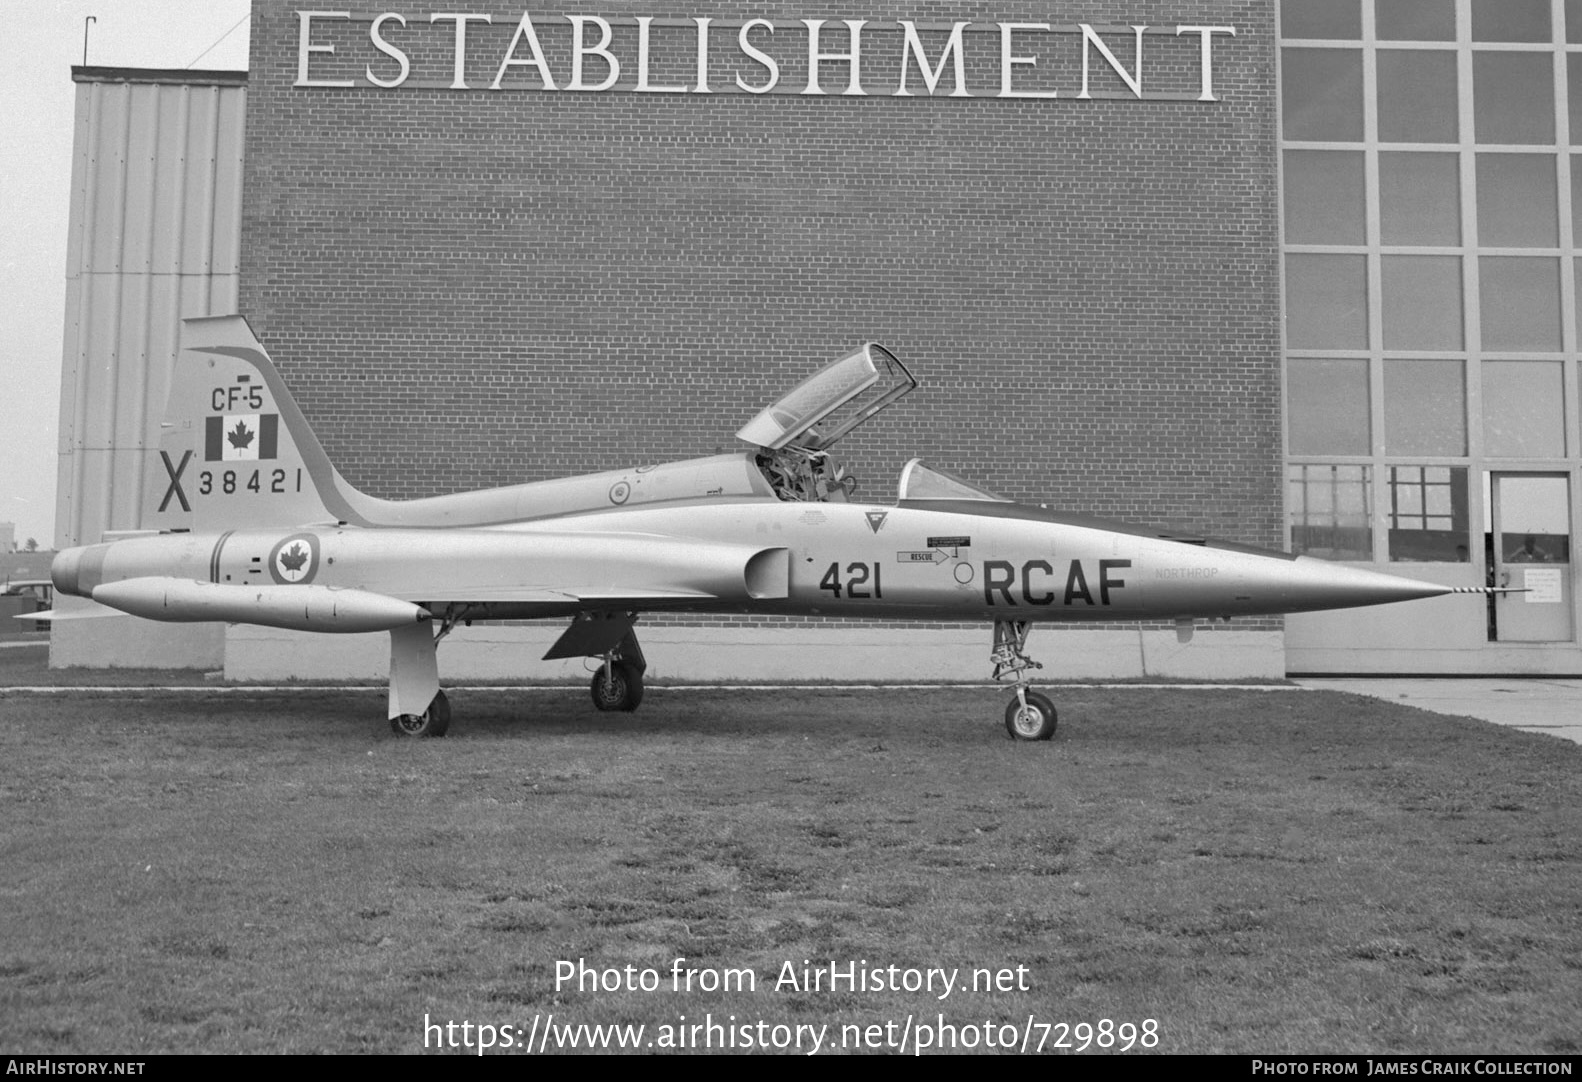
[1, 0, 250, 549]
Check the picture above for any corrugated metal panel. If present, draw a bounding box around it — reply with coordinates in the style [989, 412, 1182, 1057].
[55, 72, 246, 547]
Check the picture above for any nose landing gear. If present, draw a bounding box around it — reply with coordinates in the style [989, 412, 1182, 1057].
[992, 620, 1056, 740]
[1004, 688, 1057, 740]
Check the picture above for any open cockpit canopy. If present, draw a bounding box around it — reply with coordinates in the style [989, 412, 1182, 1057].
[736, 343, 917, 452]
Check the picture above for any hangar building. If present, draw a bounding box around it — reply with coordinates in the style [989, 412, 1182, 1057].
[52, 0, 1582, 679]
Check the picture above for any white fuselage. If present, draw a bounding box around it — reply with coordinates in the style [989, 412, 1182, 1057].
[54, 493, 1448, 627]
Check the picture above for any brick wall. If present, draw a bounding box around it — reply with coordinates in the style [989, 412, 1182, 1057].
[240, 1, 1281, 632]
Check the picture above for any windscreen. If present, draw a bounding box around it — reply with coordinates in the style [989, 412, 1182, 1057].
[897, 459, 1007, 502]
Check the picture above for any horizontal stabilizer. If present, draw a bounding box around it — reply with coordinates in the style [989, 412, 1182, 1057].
[18, 607, 124, 622]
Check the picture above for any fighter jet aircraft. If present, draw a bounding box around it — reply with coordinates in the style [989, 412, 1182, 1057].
[42, 316, 1489, 740]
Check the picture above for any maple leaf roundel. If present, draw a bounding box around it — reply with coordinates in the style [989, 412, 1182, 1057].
[268, 533, 320, 585]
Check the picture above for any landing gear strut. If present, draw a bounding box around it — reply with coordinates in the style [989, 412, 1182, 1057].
[387, 615, 452, 738]
[992, 620, 1056, 740]
[591, 659, 644, 712]
[544, 611, 651, 715]
[589, 626, 647, 713]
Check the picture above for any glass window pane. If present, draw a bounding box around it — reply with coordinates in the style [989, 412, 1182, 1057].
[1570, 56, 1582, 145]
[1474, 54, 1555, 145]
[1398, 480, 1424, 516]
[1570, 0, 1582, 44]
[1380, 152, 1461, 245]
[1377, 0, 1456, 41]
[1479, 258, 1561, 351]
[1574, 256, 1582, 340]
[1377, 50, 1458, 143]
[1476, 155, 1558, 247]
[1496, 475, 1571, 563]
[1382, 256, 1463, 350]
[1287, 254, 1369, 349]
[1281, 0, 1360, 39]
[1388, 466, 1471, 562]
[1284, 150, 1365, 243]
[1473, 0, 1552, 42]
[1289, 358, 1371, 455]
[1384, 359, 1467, 455]
[1283, 48, 1364, 141]
[1483, 362, 1567, 457]
[1288, 464, 1373, 560]
[1573, 158, 1582, 246]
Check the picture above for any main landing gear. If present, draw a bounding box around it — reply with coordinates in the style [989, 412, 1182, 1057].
[383, 608, 655, 737]
[585, 621, 647, 713]
[391, 689, 451, 737]
[992, 620, 1056, 741]
[590, 655, 645, 712]
[540, 610, 650, 714]
[387, 611, 459, 737]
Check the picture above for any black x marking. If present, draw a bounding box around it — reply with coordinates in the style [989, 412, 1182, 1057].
[158, 450, 192, 513]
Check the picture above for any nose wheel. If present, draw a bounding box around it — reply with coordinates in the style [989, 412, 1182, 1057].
[1004, 689, 1056, 741]
[992, 620, 1056, 741]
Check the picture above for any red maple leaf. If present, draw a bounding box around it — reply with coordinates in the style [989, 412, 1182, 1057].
[227, 420, 254, 451]
[279, 543, 308, 572]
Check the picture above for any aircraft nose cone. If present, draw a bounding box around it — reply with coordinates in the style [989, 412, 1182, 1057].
[1280, 557, 1455, 611]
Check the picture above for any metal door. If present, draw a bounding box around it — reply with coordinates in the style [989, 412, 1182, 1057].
[1489, 473, 1573, 642]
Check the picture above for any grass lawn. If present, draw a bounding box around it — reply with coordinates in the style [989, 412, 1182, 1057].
[1, 680, 1578, 1054]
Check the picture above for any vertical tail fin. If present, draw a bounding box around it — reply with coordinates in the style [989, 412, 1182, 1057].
[146, 315, 363, 531]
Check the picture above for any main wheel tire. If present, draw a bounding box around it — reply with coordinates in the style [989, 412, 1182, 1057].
[1004, 691, 1057, 741]
[590, 662, 643, 712]
[390, 689, 451, 737]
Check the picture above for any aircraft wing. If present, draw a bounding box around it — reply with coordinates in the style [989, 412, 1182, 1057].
[416, 586, 717, 604]
[341, 531, 792, 611]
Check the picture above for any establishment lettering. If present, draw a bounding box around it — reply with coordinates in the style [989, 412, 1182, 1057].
[294, 12, 1236, 100]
